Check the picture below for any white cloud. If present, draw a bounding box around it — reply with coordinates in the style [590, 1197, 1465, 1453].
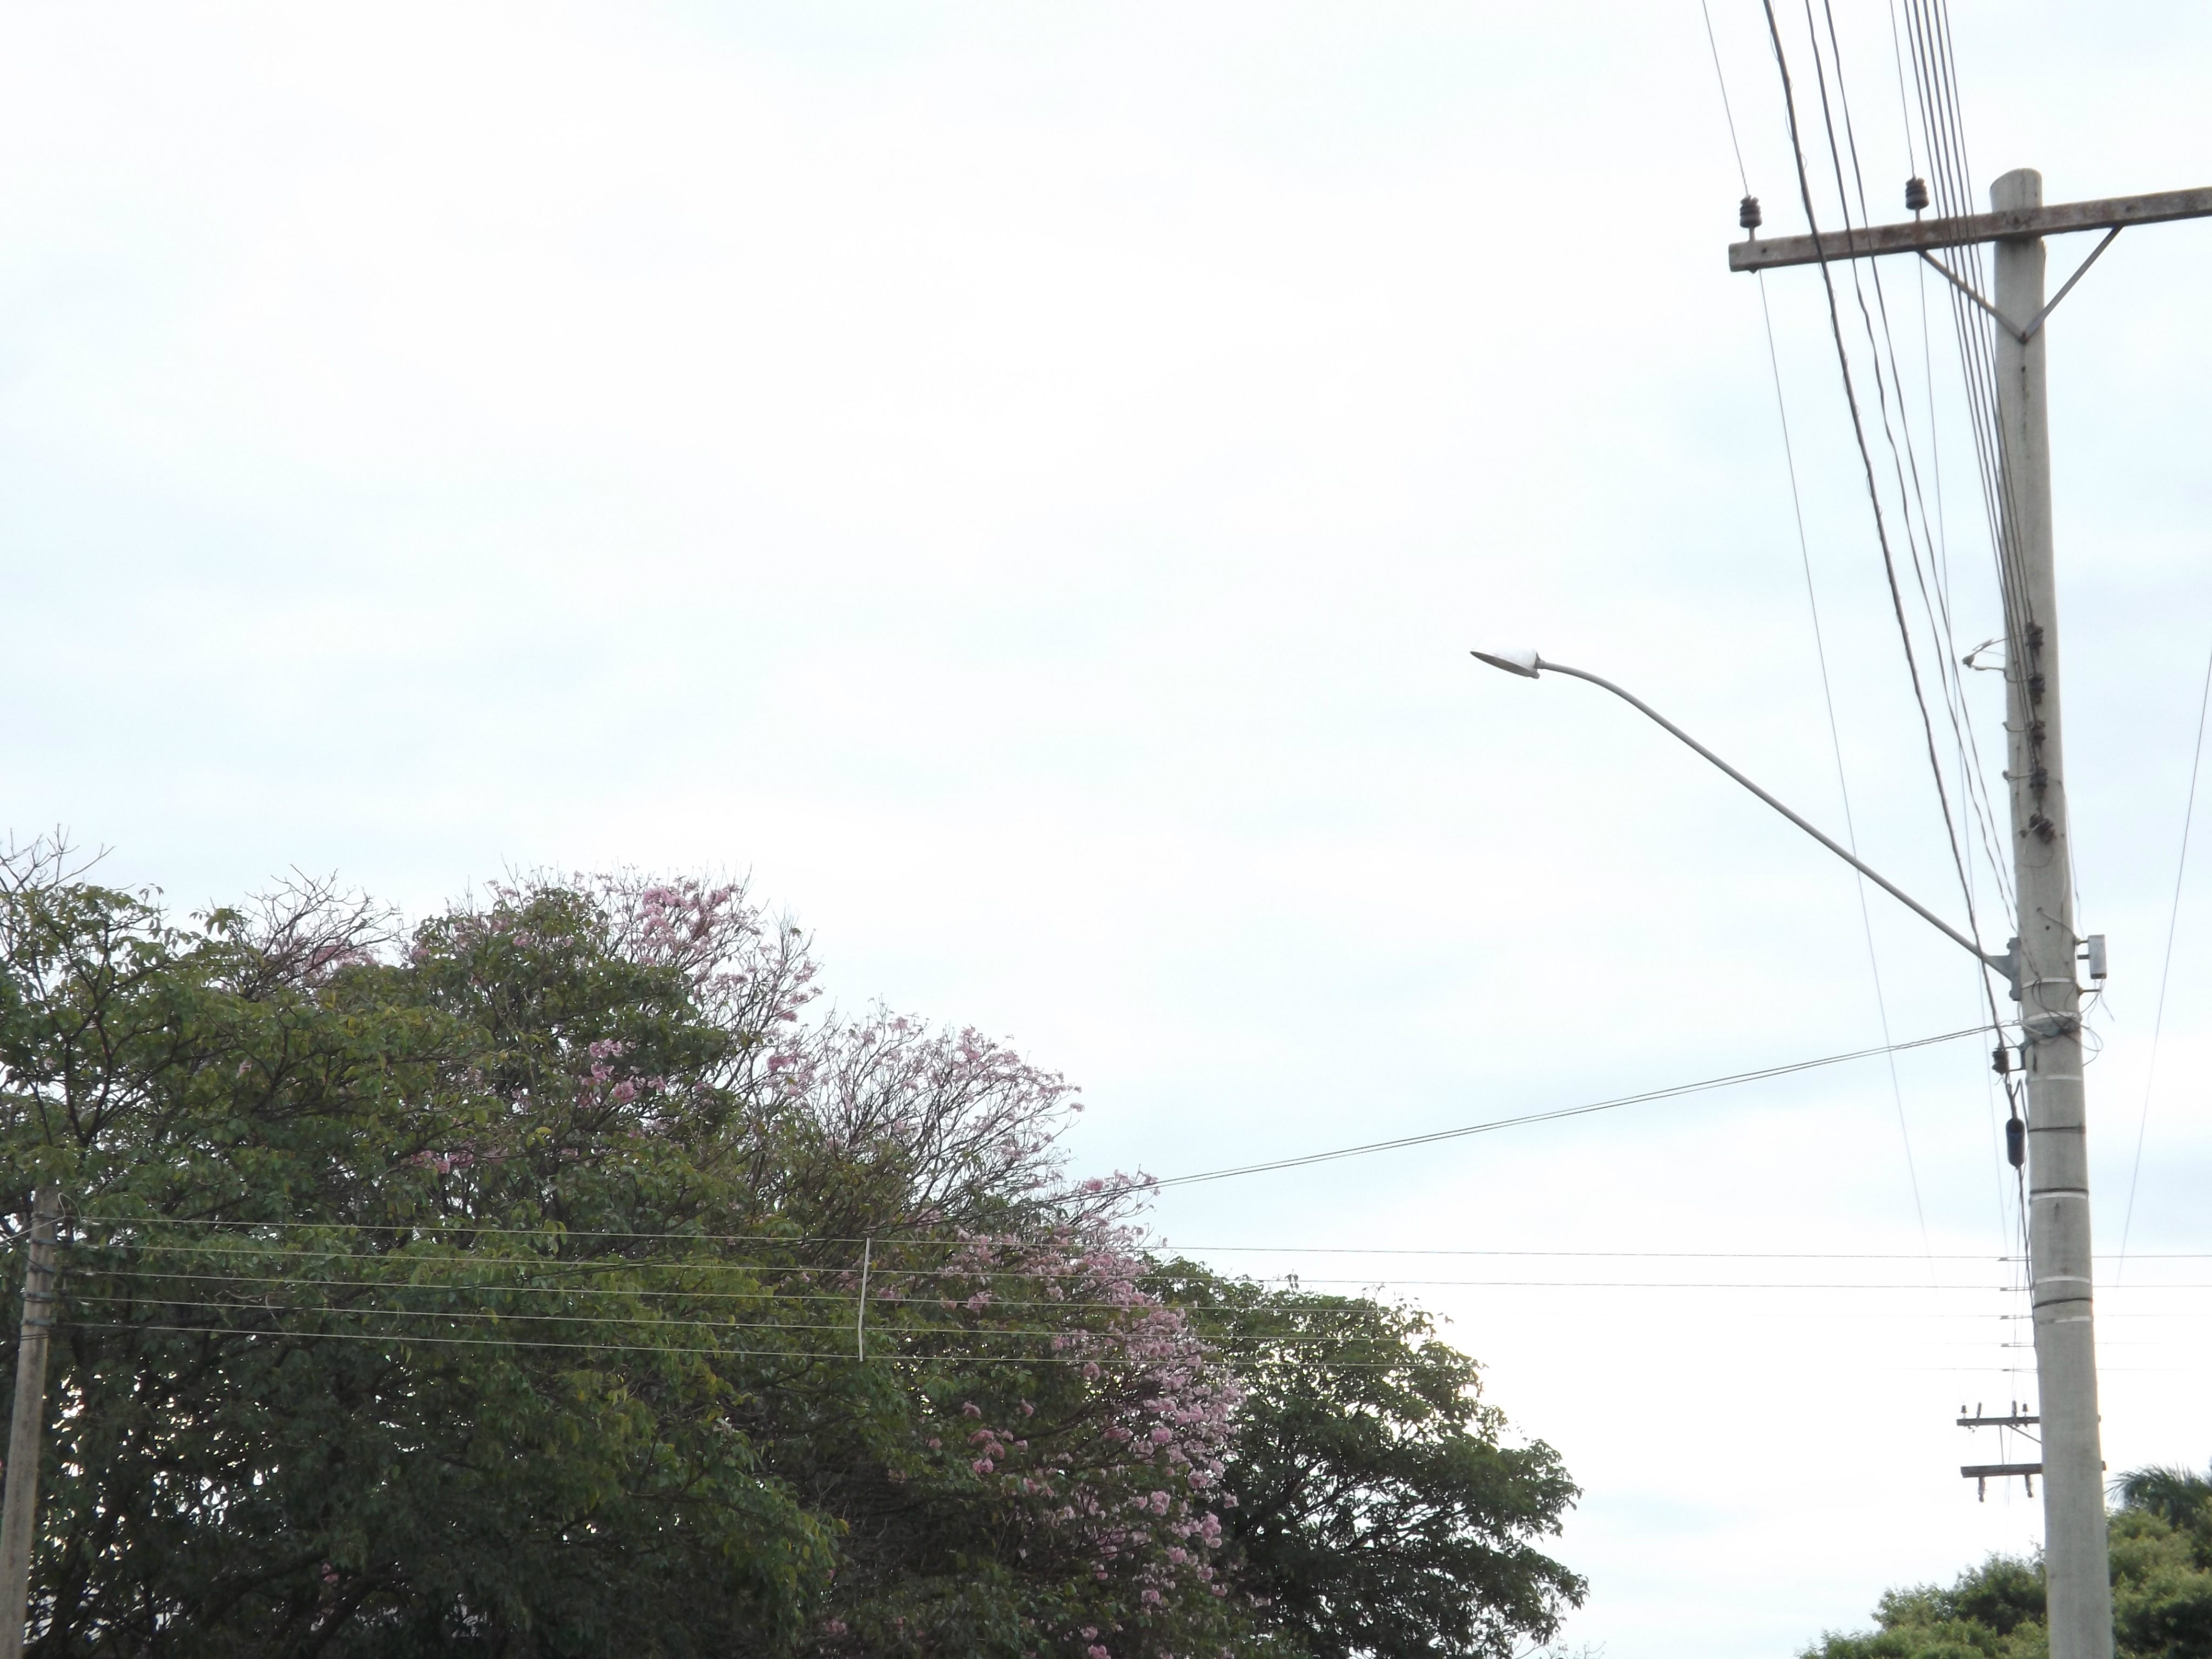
[3, 3, 2209, 1650]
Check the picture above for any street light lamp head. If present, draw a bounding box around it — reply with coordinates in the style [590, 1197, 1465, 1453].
[1469, 645, 1543, 679]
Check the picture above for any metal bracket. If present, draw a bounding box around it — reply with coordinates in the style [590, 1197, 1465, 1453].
[1919, 227, 2122, 343]
[1959, 1411, 2040, 1439]
[1984, 943, 2020, 1001]
[1963, 1461, 2041, 1502]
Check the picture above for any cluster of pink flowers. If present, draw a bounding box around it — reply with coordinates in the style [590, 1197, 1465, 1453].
[605, 874, 821, 1099]
[916, 1225, 1242, 1654]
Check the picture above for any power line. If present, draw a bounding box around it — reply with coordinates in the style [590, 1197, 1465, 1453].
[1809, 0, 2013, 956]
[57, 1028, 1995, 1248]
[76, 1269, 1440, 1321]
[67, 1321, 1359, 1369]
[1156, 1246, 2212, 1260]
[1899, 0, 2044, 776]
[1755, 16, 2033, 1393]
[60, 1295, 1397, 1347]
[117, 1318, 2130, 1372]
[1143, 1023, 1992, 1191]
[1165, 1246, 2004, 1259]
[1883, 0, 1920, 178]
[1704, 0, 2020, 1314]
[1698, 0, 1752, 196]
[1759, 4, 2000, 1056]
[77, 1241, 2212, 1278]
[42, 1279, 2032, 1304]
[1756, 259, 1931, 1263]
[86, 1238, 2212, 1286]
[1821, 0, 2025, 1306]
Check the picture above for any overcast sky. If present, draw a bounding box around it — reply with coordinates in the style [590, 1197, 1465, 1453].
[4, 3, 2210, 1653]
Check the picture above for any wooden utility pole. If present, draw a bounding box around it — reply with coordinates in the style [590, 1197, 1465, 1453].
[1732, 176, 2212, 1659]
[0, 1188, 58, 1659]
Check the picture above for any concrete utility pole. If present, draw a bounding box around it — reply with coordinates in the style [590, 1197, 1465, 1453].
[1988, 166, 2112, 1659]
[0, 1188, 58, 1659]
[1730, 173, 2212, 1659]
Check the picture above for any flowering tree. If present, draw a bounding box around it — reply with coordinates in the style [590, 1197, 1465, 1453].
[0, 854, 1579, 1659]
[547, 874, 1252, 1655]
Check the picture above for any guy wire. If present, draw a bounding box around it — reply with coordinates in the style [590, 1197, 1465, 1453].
[2115, 642, 2212, 1277]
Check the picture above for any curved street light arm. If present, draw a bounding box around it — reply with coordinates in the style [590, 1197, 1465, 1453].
[1514, 655, 2014, 989]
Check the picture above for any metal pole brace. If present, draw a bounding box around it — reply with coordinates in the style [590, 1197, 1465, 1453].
[1919, 226, 2122, 343]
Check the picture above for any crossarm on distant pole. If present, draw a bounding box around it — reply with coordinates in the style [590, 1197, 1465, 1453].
[1537, 658, 2009, 979]
[1727, 184, 2212, 272]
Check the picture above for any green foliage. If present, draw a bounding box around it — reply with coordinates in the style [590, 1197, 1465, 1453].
[0, 849, 1582, 1658]
[4, 865, 848, 1655]
[1803, 1464, 2212, 1659]
[1158, 1267, 1586, 1658]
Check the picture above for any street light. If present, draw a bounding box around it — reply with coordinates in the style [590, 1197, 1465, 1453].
[1469, 646, 2014, 989]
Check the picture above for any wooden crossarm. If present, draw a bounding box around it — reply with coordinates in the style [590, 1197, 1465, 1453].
[1730, 185, 2212, 272]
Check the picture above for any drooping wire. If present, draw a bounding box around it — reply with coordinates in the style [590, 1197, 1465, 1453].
[1803, 0, 2010, 947]
[2115, 643, 2212, 1276]
[1757, 1, 2005, 1026]
[1141, 1024, 1993, 1190]
[1903, 0, 2080, 939]
[1901, 0, 2036, 660]
[1698, 0, 1935, 1257]
[1894, 0, 2039, 1341]
[1901, 0, 2071, 1328]
[1870, 0, 2025, 1271]
[1913, 212, 2020, 1252]
[1763, 9, 2045, 1375]
[1804, 0, 2023, 1267]
[1752, 268, 1931, 1259]
[55, 1026, 1999, 1247]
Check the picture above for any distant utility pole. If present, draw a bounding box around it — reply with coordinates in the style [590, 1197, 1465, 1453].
[0, 1188, 58, 1659]
[1734, 175, 2212, 1659]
